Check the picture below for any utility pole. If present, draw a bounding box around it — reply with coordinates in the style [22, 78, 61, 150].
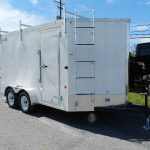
[60, 0, 62, 19]
[54, 0, 64, 20]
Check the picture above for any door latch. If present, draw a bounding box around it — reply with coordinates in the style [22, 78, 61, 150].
[41, 64, 48, 68]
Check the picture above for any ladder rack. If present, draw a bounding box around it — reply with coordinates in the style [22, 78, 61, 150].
[19, 20, 32, 41]
[0, 28, 8, 44]
[0, 28, 8, 34]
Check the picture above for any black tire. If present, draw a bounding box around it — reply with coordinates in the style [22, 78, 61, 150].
[19, 92, 33, 114]
[6, 88, 18, 108]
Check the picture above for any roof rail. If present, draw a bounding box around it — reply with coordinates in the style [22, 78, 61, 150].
[19, 20, 32, 28]
[66, 11, 86, 18]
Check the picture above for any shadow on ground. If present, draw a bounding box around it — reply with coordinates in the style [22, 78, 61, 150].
[29, 104, 150, 143]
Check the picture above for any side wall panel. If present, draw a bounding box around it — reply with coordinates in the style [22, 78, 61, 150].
[1, 30, 41, 102]
[0, 21, 69, 111]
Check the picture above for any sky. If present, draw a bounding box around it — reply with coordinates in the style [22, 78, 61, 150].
[0, 0, 150, 45]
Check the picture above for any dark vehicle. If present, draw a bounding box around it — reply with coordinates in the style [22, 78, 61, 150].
[129, 43, 150, 93]
[136, 43, 150, 57]
[136, 43, 150, 75]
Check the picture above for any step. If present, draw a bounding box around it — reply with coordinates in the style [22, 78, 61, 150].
[76, 93, 95, 95]
[75, 44, 95, 46]
[75, 26, 95, 29]
[76, 77, 95, 79]
[75, 61, 95, 63]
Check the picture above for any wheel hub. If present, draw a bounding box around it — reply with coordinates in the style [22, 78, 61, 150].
[21, 96, 29, 111]
[8, 92, 15, 106]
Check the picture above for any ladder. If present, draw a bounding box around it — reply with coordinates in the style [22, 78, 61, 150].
[74, 10, 95, 99]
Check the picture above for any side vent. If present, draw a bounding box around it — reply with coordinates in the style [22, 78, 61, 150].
[105, 98, 110, 103]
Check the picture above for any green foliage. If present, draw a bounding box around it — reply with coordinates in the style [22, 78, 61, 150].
[129, 44, 136, 59]
[129, 51, 136, 58]
[128, 92, 150, 107]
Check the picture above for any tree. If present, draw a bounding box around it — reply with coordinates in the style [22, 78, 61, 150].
[129, 44, 136, 60]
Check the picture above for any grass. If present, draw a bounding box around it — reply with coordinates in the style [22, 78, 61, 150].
[128, 92, 150, 107]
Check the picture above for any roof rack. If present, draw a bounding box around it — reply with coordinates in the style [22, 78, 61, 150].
[0, 27, 8, 44]
[0, 27, 8, 34]
[66, 11, 86, 18]
[19, 20, 32, 41]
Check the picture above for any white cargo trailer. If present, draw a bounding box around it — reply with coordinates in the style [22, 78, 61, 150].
[0, 17, 129, 113]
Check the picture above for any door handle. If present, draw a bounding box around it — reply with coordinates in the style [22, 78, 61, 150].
[41, 64, 48, 68]
[43, 65, 48, 68]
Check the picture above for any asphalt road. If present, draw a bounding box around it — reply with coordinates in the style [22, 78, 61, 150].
[0, 96, 150, 150]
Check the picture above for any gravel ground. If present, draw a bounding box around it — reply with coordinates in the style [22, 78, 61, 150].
[0, 96, 150, 150]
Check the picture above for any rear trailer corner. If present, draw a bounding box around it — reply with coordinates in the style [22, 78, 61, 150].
[67, 19, 129, 112]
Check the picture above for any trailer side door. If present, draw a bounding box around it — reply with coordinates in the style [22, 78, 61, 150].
[40, 28, 60, 105]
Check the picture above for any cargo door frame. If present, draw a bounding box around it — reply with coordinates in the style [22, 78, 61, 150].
[39, 26, 61, 105]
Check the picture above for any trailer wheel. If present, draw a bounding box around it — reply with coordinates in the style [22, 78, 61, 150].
[19, 92, 33, 113]
[6, 88, 18, 108]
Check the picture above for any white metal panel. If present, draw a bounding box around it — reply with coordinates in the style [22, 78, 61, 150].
[76, 45, 94, 61]
[76, 28, 94, 44]
[75, 20, 94, 28]
[76, 62, 94, 77]
[0, 44, 2, 90]
[95, 21, 128, 95]
[77, 78, 94, 94]
[0, 29, 43, 103]
[40, 28, 59, 104]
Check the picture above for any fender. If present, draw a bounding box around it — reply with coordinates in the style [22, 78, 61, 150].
[5, 85, 39, 105]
